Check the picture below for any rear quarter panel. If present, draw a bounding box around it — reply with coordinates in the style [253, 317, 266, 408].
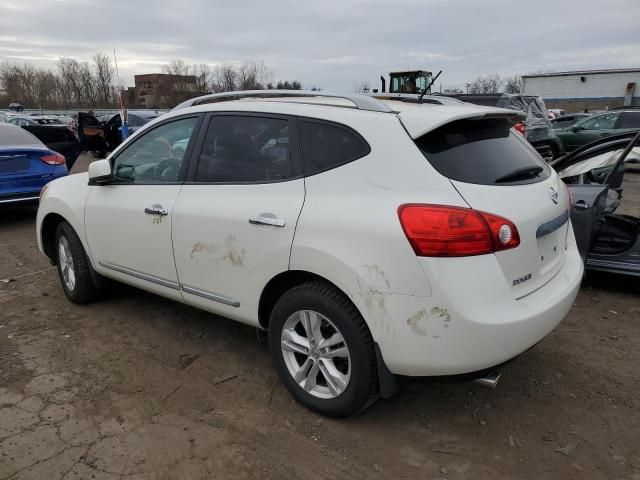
[290, 112, 468, 343]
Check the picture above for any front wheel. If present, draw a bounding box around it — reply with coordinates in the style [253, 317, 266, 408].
[55, 222, 99, 304]
[268, 281, 378, 417]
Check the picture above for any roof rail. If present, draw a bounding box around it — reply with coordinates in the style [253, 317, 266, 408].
[171, 90, 394, 113]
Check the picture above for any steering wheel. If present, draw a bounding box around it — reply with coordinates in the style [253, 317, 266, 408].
[153, 158, 181, 182]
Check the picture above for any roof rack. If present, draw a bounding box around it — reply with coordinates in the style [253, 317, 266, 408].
[370, 93, 465, 105]
[171, 90, 394, 113]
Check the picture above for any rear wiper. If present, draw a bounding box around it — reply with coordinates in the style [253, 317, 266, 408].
[495, 166, 543, 183]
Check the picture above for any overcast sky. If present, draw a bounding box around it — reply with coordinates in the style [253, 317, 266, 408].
[1, 0, 639, 92]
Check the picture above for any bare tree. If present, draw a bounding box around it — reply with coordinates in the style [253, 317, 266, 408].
[468, 74, 502, 94]
[503, 74, 521, 94]
[213, 65, 237, 92]
[93, 52, 114, 107]
[353, 81, 371, 94]
[194, 64, 212, 93]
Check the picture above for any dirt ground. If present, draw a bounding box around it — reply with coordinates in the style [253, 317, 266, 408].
[1, 154, 639, 480]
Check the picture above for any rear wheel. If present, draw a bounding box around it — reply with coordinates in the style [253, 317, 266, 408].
[268, 281, 378, 417]
[55, 222, 99, 303]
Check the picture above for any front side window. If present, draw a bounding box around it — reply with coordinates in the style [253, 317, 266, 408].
[299, 120, 370, 176]
[195, 115, 294, 183]
[579, 112, 619, 130]
[112, 116, 198, 184]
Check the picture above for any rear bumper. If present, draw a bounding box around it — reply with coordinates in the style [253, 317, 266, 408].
[352, 236, 583, 376]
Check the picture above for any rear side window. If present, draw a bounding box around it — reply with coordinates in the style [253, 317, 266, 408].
[415, 118, 550, 185]
[195, 115, 296, 183]
[299, 120, 370, 176]
[619, 112, 640, 129]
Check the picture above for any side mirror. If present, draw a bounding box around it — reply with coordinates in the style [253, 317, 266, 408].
[572, 126, 581, 133]
[88, 159, 112, 185]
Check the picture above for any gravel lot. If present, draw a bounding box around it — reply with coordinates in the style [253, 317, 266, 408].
[1, 154, 639, 479]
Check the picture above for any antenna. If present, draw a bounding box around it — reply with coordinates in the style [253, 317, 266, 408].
[113, 49, 121, 86]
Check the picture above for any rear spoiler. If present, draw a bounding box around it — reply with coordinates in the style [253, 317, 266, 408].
[398, 107, 525, 139]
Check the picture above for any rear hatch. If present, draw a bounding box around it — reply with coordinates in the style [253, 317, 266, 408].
[409, 114, 571, 298]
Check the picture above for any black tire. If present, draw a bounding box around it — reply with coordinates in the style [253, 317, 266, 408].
[268, 281, 378, 417]
[54, 221, 99, 304]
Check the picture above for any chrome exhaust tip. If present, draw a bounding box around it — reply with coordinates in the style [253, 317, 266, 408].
[472, 370, 501, 389]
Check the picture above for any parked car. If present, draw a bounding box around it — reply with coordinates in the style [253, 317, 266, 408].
[37, 91, 583, 417]
[442, 94, 563, 160]
[0, 123, 68, 205]
[7, 116, 64, 127]
[553, 130, 640, 277]
[554, 109, 640, 154]
[551, 113, 591, 130]
[78, 110, 162, 157]
[6, 116, 81, 170]
[548, 108, 566, 119]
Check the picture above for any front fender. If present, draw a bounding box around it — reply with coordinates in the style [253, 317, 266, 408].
[36, 173, 91, 262]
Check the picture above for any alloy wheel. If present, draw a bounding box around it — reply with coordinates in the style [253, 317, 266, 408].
[280, 310, 351, 399]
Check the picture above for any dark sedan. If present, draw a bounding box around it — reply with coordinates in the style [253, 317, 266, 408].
[551, 113, 591, 130]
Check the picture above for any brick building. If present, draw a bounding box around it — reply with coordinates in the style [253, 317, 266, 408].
[125, 74, 200, 109]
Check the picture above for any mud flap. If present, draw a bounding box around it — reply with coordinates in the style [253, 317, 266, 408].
[374, 343, 399, 399]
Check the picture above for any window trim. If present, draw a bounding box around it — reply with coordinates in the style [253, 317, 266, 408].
[106, 113, 204, 186]
[186, 111, 304, 185]
[297, 116, 372, 177]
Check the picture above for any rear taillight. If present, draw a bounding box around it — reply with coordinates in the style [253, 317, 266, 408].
[514, 123, 526, 135]
[398, 204, 520, 257]
[40, 153, 66, 165]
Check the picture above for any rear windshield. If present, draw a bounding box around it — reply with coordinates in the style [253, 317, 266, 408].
[0, 126, 41, 146]
[415, 118, 550, 185]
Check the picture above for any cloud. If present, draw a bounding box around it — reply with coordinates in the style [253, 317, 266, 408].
[0, 0, 638, 91]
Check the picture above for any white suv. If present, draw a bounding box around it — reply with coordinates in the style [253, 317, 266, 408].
[36, 91, 583, 417]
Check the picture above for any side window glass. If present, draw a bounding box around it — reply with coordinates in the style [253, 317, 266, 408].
[195, 115, 293, 183]
[112, 116, 198, 184]
[299, 120, 370, 176]
[619, 112, 640, 129]
[581, 113, 618, 130]
[128, 115, 143, 127]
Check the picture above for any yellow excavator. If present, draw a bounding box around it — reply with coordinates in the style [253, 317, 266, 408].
[374, 70, 442, 95]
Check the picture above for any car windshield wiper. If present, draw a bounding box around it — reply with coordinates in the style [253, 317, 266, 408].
[494, 166, 543, 183]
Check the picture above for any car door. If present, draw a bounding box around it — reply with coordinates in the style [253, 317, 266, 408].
[84, 114, 202, 300]
[172, 112, 305, 325]
[564, 112, 620, 152]
[564, 131, 640, 259]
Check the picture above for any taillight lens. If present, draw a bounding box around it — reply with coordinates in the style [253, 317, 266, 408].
[40, 153, 66, 165]
[513, 123, 526, 135]
[398, 204, 520, 257]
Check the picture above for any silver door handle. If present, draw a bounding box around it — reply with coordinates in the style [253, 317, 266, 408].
[144, 207, 168, 216]
[573, 202, 590, 211]
[249, 216, 285, 227]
